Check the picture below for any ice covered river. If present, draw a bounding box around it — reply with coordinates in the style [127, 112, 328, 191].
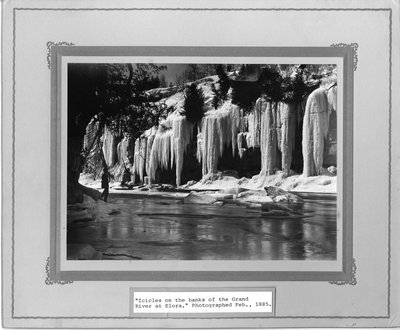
[67, 193, 337, 260]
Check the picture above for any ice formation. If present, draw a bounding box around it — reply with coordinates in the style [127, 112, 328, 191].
[197, 102, 241, 176]
[133, 136, 147, 182]
[327, 84, 337, 131]
[132, 127, 157, 182]
[116, 135, 132, 166]
[102, 126, 117, 166]
[260, 99, 279, 176]
[280, 103, 297, 176]
[82, 71, 338, 188]
[247, 97, 263, 148]
[237, 132, 249, 159]
[145, 128, 156, 177]
[83, 119, 100, 151]
[148, 115, 193, 186]
[302, 87, 330, 176]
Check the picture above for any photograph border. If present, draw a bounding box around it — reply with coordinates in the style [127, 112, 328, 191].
[3, 4, 395, 324]
[50, 46, 353, 283]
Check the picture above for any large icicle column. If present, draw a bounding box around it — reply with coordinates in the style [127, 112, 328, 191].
[148, 115, 193, 186]
[280, 103, 297, 176]
[132, 127, 157, 183]
[197, 102, 241, 176]
[101, 126, 117, 166]
[247, 97, 262, 148]
[133, 136, 147, 182]
[117, 134, 133, 166]
[145, 127, 157, 178]
[260, 98, 278, 175]
[302, 87, 330, 176]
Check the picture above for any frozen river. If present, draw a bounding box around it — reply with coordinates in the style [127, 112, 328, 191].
[67, 193, 337, 260]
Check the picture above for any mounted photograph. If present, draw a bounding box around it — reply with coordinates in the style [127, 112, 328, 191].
[66, 61, 339, 262]
[4, 0, 399, 325]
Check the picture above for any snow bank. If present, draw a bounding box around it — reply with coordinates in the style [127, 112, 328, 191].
[186, 171, 336, 193]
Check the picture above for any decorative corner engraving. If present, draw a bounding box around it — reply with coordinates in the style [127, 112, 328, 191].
[329, 258, 357, 285]
[46, 41, 75, 69]
[330, 42, 359, 71]
[45, 257, 73, 285]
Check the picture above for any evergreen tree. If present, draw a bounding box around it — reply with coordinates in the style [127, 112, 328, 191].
[183, 83, 205, 124]
[215, 64, 230, 100]
[258, 66, 283, 102]
[231, 81, 260, 112]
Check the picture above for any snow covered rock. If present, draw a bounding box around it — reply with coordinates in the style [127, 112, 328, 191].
[183, 192, 217, 204]
[264, 186, 304, 203]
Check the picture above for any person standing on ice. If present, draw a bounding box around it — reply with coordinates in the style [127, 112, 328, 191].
[101, 168, 110, 202]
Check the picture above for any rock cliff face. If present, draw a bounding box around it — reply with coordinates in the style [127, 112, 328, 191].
[82, 75, 337, 186]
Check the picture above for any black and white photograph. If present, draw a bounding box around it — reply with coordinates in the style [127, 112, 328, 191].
[2, 0, 398, 327]
[67, 62, 338, 261]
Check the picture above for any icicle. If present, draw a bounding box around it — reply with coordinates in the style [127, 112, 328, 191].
[237, 132, 247, 158]
[172, 116, 194, 186]
[326, 84, 337, 130]
[302, 87, 330, 176]
[197, 102, 241, 176]
[276, 103, 283, 152]
[260, 101, 278, 176]
[249, 98, 263, 148]
[230, 105, 241, 157]
[145, 128, 157, 178]
[196, 131, 203, 164]
[201, 115, 219, 175]
[148, 125, 172, 183]
[148, 116, 193, 186]
[133, 138, 140, 179]
[102, 126, 117, 166]
[245, 132, 252, 150]
[327, 85, 337, 113]
[138, 138, 147, 182]
[133, 136, 147, 182]
[83, 119, 99, 151]
[280, 103, 296, 176]
[117, 135, 131, 165]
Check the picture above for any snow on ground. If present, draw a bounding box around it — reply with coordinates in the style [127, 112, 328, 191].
[184, 171, 336, 194]
[80, 169, 336, 196]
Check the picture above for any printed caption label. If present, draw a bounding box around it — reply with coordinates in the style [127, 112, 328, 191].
[132, 290, 274, 314]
